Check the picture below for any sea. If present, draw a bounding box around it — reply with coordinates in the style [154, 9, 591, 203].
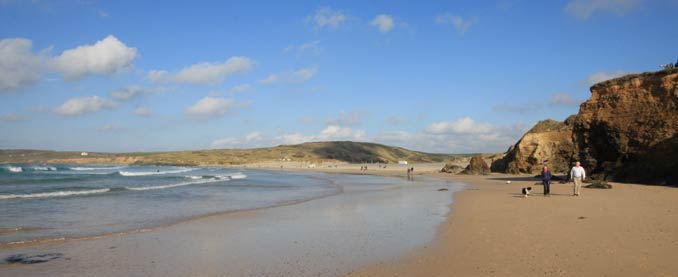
[0, 164, 341, 244]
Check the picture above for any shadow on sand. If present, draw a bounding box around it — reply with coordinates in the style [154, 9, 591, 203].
[488, 176, 540, 182]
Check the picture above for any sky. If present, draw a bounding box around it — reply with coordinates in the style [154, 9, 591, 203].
[1, 0, 677, 154]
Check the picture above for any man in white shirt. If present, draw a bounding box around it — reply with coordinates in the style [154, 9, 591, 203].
[570, 161, 586, 196]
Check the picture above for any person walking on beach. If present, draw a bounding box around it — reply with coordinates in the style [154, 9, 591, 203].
[541, 166, 552, 196]
[570, 161, 586, 196]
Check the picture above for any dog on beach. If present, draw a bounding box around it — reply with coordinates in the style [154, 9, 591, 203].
[522, 187, 532, 197]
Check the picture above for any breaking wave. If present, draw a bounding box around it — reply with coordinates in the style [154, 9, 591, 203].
[125, 177, 223, 191]
[0, 189, 111, 200]
[118, 168, 195, 177]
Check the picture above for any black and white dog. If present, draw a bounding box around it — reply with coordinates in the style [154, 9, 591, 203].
[522, 187, 532, 197]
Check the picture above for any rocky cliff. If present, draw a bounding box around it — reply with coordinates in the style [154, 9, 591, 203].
[573, 68, 678, 185]
[493, 68, 678, 185]
[491, 117, 576, 174]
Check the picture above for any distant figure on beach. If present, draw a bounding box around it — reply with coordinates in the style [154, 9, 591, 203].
[410, 167, 414, 174]
[541, 166, 552, 196]
[570, 161, 586, 196]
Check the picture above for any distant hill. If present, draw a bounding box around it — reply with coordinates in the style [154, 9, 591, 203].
[0, 141, 468, 166]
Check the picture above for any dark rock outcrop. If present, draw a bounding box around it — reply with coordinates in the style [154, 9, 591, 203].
[461, 155, 490, 175]
[491, 118, 576, 174]
[441, 163, 464, 174]
[573, 68, 678, 185]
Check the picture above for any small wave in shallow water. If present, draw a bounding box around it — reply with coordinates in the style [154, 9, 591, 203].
[125, 177, 224, 191]
[118, 168, 195, 176]
[70, 166, 124, 171]
[0, 188, 111, 200]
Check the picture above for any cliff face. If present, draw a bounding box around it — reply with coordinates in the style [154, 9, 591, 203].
[573, 68, 678, 185]
[491, 118, 576, 174]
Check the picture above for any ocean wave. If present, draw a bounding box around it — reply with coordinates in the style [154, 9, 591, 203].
[228, 173, 247, 180]
[29, 166, 57, 171]
[0, 188, 111, 200]
[70, 166, 124, 171]
[4, 166, 23, 173]
[118, 168, 195, 177]
[125, 177, 223, 191]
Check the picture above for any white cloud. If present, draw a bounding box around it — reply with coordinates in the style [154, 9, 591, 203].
[275, 133, 314, 145]
[109, 85, 145, 100]
[259, 67, 318, 84]
[51, 35, 138, 81]
[436, 14, 477, 34]
[284, 40, 322, 55]
[549, 92, 578, 106]
[271, 125, 366, 145]
[211, 131, 266, 148]
[1, 35, 138, 91]
[370, 14, 395, 33]
[565, 0, 641, 19]
[307, 7, 347, 30]
[580, 70, 626, 86]
[0, 38, 46, 91]
[259, 74, 279, 85]
[325, 110, 368, 126]
[185, 96, 241, 118]
[1, 113, 25, 122]
[134, 106, 152, 117]
[55, 96, 116, 116]
[425, 117, 492, 135]
[317, 125, 367, 141]
[211, 137, 242, 148]
[245, 132, 264, 142]
[148, 56, 254, 85]
[229, 83, 252, 93]
[375, 118, 527, 153]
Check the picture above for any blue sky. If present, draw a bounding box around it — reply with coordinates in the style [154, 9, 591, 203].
[1, 0, 677, 153]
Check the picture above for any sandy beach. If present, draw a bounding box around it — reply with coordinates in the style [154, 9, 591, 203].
[353, 172, 678, 277]
[2, 163, 677, 276]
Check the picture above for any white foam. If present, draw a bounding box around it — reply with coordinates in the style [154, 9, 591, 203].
[70, 166, 124, 171]
[0, 188, 110, 200]
[185, 176, 203, 180]
[31, 166, 57, 171]
[7, 166, 23, 173]
[126, 178, 222, 191]
[118, 168, 195, 177]
[229, 173, 247, 180]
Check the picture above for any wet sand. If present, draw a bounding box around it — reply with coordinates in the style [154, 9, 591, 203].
[3, 163, 677, 277]
[353, 173, 678, 277]
[0, 171, 461, 276]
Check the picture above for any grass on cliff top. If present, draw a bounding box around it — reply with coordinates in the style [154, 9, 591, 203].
[592, 67, 678, 89]
[528, 119, 570, 133]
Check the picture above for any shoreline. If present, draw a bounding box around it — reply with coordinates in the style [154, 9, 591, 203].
[0, 163, 428, 249]
[352, 173, 678, 277]
[5, 162, 676, 276]
[0, 166, 461, 276]
[0, 170, 348, 249]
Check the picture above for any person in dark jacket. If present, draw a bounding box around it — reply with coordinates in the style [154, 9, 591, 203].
[541, 166, 552, 196]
